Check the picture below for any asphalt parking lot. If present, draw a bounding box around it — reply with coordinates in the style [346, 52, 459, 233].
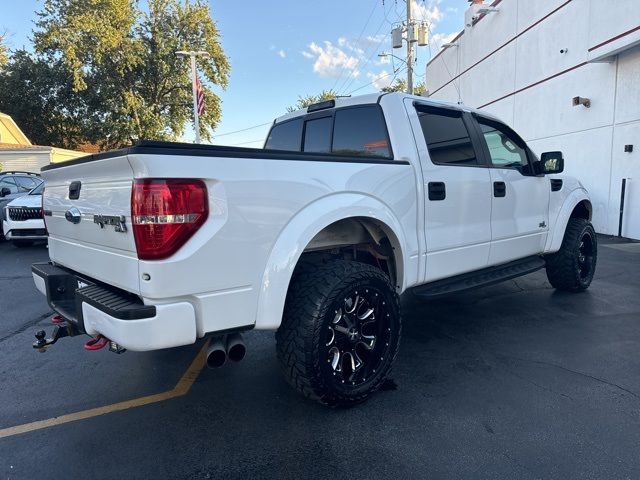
[1, 237, 640, 479]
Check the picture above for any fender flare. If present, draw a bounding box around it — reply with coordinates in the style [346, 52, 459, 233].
[545, 188, 591, 253]
[254, 193, 409, 330]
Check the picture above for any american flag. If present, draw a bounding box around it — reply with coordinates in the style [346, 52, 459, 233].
[196, 76, 205, 116]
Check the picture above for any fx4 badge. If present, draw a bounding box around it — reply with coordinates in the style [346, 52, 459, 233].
[539, 221, 547, 228]
[94, 214, 127, 233]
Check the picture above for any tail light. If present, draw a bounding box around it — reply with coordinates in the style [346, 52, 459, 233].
[131, 179, 208, 260]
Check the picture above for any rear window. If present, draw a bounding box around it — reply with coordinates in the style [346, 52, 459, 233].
[264, 104, 392, 159]
[303, 116, 332, 154]
[418, 109, 478, 166]
[264, 118, 302, 151]
[332, 106, 391, 158]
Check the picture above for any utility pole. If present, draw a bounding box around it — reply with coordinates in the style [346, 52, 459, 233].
[406, 0, 414, 95]
[175, 50, 210, 144]
[390, 4, 428, 95]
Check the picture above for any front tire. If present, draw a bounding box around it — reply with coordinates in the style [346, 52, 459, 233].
[276, 259, 401, 407]
[545, 218, 597, 291]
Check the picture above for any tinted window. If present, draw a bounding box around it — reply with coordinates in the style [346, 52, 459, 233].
[264, 119, 303, 151]
[30, 182, 45, 195]
[477, 119, 529, 168]
[15, 176, 37, 191]
[332, 106, 391, 158]
[303, 116, 332, 154]
[418, 109, 477, 166]
[0, 178, 19, 194]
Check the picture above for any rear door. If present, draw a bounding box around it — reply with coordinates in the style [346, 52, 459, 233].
[473, 115, 550, 265]
[410, 103, 493, 282]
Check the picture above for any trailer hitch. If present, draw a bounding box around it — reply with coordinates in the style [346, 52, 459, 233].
[33, 321, 80, 352]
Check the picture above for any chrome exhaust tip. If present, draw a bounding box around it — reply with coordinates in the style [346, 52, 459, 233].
[206, 337, 227, 368]
[225, 333, 246, 363]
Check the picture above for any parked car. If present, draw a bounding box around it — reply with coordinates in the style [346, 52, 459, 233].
[0, 171, 43, 240]
[2, 181, 47, 247]
[31, 92, 596, 406]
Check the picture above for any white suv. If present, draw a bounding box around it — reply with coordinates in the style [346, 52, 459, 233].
[3, 182, 47, 247]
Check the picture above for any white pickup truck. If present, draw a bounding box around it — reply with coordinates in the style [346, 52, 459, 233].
[32, 92, 597, 406]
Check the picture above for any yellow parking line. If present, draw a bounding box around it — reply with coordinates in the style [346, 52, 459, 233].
[0, 343, 208, 440]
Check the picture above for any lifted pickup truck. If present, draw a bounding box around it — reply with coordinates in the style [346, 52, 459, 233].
[32, 92, 596, 406]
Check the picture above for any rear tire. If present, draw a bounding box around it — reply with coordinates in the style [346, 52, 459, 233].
[276, 259, 401, 407]
[545, 218, 597, 292]
[12, 240, 34, 248]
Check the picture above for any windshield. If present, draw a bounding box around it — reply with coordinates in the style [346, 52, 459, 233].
[29, 182, 44, 195]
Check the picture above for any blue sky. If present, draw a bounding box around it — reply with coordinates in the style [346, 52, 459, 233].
[1, 0, 468, 147]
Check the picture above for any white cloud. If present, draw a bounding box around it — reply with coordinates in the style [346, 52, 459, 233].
[277, 49, 286, 58]
[339, 34, 385, 54]
[366, 70, 395, 90]
[412, 0, 443, 26]
[299, 1, 445, 90]
[431, 31, 459, 50]
[302, 34, 389, 81]
[302, 41, 360, 79]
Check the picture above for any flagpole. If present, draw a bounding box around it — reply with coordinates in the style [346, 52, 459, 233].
[175, 50, 210, 144]
[190, 54, 201, 144]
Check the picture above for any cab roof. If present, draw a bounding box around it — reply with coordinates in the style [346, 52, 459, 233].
[273, 92, 502, 125]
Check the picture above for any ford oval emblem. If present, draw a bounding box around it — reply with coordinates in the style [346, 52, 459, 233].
[65, 207, 82, 224]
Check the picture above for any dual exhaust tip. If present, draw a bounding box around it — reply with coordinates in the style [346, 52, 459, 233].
[206, 333, 246, 368]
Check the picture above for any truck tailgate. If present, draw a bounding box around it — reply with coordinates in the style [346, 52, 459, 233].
[42, 155, 140, 294]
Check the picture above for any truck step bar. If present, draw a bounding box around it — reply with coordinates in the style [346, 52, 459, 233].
[31, 262, 156, 333]
[412, 256, 546, 298]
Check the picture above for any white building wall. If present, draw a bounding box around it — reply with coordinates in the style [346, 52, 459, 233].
[426, 0, 640, 239]
[0, 150, 52, 173]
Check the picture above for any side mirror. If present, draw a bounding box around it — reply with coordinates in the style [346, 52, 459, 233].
[540, 151, 564, 174]
[0, 187, 11, 197]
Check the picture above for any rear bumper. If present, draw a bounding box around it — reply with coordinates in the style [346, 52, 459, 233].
[31, 262, 196, 351]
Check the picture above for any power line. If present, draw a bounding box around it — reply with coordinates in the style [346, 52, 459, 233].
[213, 121, 272, 138]
[382, 0, 398, 26]
[393, 0, 406, 24]
[330, 1, 380, 92]
[424, 22, 462, 102]
[229, 138, 265, 146]
[346, 65, 407, 96]
[337, 2, 393, 95]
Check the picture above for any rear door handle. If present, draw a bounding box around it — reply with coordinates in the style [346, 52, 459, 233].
[428, 182, 446, 201]
[493, 181, 506, 198]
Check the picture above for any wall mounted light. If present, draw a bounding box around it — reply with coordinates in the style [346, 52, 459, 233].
[572, 96, 591, 108]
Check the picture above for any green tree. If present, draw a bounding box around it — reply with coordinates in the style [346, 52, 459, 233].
[0, 50, 89, 148]
[287, 89, 337, 113]
[0, 0, 230, 150]
[381, 79, 427, 95]
[287, 80, 429, 115]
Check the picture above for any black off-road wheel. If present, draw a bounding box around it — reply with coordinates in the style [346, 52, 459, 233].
[545, 218, 597, 292]
[276, 259, 401, 407]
